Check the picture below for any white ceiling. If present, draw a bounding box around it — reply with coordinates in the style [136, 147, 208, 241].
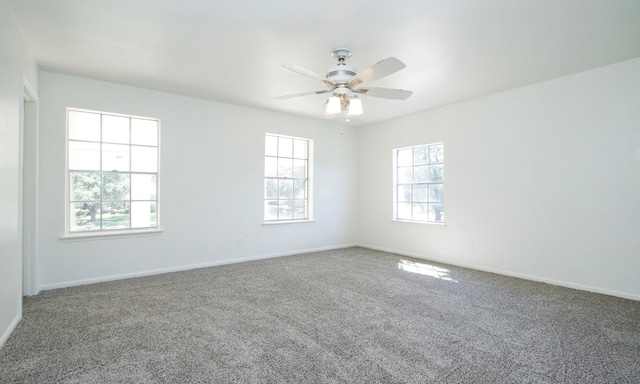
[8, 0, 640, 126]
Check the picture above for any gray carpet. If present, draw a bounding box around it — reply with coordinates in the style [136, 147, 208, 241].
[1, 247, 639, 383]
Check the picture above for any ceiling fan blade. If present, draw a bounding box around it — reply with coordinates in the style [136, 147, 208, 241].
[282, 64, 326, 82]
[349, 57, 406, 87]
[274, 89, 331, 100]
[355, 87, 413, 100]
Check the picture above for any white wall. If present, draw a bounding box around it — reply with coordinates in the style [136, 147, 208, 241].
[0, 0, 39, 346]
[37, 72, 358, 290]
[357, 58, 640, 300]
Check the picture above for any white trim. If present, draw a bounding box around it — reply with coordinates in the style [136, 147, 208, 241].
[391, 219, 446, 227]
[0, 313, 22, 350]
[37, 244, 357, 292]
[262, 220, 315, 226]
[359, 244, 640, 302]
[21, 76, 39, 296]
[60, 228, 163, 242]
[395, 141, 445, 152]
[66, 107, 156, 121]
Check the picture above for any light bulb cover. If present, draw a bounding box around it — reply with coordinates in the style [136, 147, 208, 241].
[322, 99, 334, 117]
[327, 95, 342, 114]
[349, 98, 363, 115]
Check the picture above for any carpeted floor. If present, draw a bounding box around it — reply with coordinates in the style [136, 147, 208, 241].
[1, 247, 639, 383]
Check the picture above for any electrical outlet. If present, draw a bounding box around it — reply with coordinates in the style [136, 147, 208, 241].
[469, 241, 475, 251]
[238, 236, 245, 245]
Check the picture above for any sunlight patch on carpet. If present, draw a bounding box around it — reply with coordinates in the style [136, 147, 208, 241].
[398, 259, 458, 282]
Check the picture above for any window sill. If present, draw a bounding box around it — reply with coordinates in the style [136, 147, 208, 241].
[60, 228, 164, 242]
[391, 219, 446, 227]
[262, 220, 315, 227]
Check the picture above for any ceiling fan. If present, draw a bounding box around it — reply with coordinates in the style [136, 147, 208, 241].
[276, 48, 413, 118]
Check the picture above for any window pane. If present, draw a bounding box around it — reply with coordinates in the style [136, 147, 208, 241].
[265, 179, 278, 199]
[397, 149, 412, 166]
[278, 158, 293, 178]
[278, 137, 293, 158]
[265, 135, 278, 157]
[68, 111, 100, 142]
[70, 172, 101, 201]
[398, 167, 412, 183]
[430, 164, 444, 182]
[293, 200, 307, 219]
[70, 202, 101, 232]
[102, 115, 129, 144]
[69, 141, 100, 171]
[413, 185, 428, 202]
[102, 202, 130, 230]
[131, 146, 157, 172]
[265, 157, 277, 177]
[278, 200, 294, 220]
[102, 144, 130, 172]
[293, 159, 306, 178]
[150, 202, 157, 226]
[293, 139, 307, 159]
[413, 147, 428, 165]
[293, 179, 306, 199]
[398, 185, 411, 202]
[429, 203, 445, 222]
[102, 173, 130, 201]
[131, 201, 155, 228]
[279, 179, 293, 198]
[414, 165, 429, 182]
[397, 203, 412, 220]
[429, 184, 444, 203]
[413, 203, 429, 221]
[264, 200, 278, 220]
[429, 144, 444, 163]
[131, 174, 156, 200]
[131, 118, 158, 146]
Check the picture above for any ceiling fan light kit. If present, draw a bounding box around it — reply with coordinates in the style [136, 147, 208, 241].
[323, 93, 363, 119]
[278, 47, 413, 122]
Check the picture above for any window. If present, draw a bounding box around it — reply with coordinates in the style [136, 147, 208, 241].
[66, 108, 159, 233]
[394, 143, 444, 223]
[264, 134, 312, 222]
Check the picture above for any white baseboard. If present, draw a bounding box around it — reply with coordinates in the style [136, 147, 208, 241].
[37, 244, 358, 292]
[0, 312, 22, 350]
[359, 243, 640, 302]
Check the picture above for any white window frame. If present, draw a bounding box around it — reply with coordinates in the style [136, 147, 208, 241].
[263, 133, 313, 224]
[393, 142, 444, 224]
[63, 108, 161, 239]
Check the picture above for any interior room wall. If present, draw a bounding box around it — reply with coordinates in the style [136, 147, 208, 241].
[36, 71, 358, 291]
[0, 0, 39, 346]
[357, 58, 640, 300]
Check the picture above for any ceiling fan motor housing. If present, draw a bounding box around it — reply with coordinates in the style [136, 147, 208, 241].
[327, 47, 356, 88]
[326, 65, 357, 85]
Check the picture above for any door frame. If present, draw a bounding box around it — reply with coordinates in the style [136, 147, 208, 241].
[21, 77, 39, 296]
